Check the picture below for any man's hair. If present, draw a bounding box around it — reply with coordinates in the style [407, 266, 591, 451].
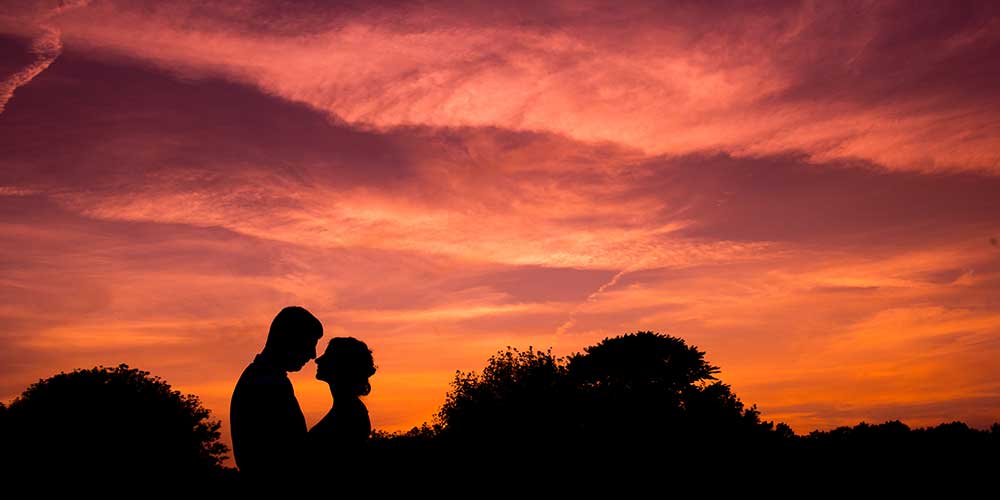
[265, 306, 323, 349]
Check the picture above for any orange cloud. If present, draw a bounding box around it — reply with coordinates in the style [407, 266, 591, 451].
[2, 0, 997, 171]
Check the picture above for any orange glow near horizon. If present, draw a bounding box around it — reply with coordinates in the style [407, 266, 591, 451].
[2, 1, 1000, 464]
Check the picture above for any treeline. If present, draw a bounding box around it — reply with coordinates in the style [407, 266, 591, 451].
[367, 334, 999, 488]
[1, 332, 997, 492]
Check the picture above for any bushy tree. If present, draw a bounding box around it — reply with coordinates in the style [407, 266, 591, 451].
[565, 332, 782, 465]
[433, 332, 786, 473]
[438, 346, 571, 448]
[567, 332, 721, 437]
[2, 364, 231, 489]
[568, 331, 721, 391]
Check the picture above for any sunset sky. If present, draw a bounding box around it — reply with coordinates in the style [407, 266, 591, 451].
[2, 0, 999, 458]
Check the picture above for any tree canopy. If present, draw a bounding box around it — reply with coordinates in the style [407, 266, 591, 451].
[438, 346, 570, 446]
[2, 364, 231, 488]
[432, 331, 784, 472]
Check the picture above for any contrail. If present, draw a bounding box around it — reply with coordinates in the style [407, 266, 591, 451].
[0, 1, 90, 115]
[0, 27, 62, 115]
[555, 266, 633, 335]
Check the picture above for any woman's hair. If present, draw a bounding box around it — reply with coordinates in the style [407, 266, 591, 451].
[323, 337, 376, 396]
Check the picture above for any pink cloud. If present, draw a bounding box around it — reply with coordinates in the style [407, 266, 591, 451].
[2, 0, 997, 171]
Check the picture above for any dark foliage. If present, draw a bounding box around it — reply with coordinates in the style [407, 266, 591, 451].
[437, 333, 779, 448]
[396, 331, 788, 485]
[4, 334, 997, 491]
[799, 420, 999, 476]
[438, 346, 573, 450]
[566, 332, 781, 457]
[1, 364, 234, 491]
[371, 332, 999, 489]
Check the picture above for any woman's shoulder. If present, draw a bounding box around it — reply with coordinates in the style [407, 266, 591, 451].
[344, 400, 371, 432]
[336, 396, 369, 416]
[312, 398, 369, 430]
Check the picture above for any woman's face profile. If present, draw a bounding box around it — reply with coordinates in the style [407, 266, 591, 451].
[313, 337, 375, 393]
[314, 346, 335, 382]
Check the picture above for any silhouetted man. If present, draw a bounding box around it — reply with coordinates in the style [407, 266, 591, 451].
[230, 306, 323, 487]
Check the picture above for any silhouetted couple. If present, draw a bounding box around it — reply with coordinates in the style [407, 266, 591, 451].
[230, 306, 376, 489]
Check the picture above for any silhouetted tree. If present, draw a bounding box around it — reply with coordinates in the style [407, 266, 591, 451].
[567, 332, 719, 440]
[428, 346, 577, 482]
[565, 332, 784, 469]
[438, 346, 571, 446]
[429, 332, 788, 479]
[569, 332, 720, 390]
[2, 364, 232, 490]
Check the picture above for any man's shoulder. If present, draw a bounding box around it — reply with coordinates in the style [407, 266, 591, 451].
[233, 360, 293, 399]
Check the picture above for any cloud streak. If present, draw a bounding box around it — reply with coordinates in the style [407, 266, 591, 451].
[0, 0, 89, 114]
[0, 26, 61, 114]
[2, 0, 997, 171]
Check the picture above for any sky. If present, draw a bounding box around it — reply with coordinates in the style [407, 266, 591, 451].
[2, 0, 999, 458]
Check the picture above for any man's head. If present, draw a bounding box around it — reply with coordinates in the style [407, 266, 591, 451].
[262, 306, 323, 372]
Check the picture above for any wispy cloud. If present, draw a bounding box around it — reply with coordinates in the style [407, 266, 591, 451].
[2, 0, 995, 171]
[0, 0, 88, 114]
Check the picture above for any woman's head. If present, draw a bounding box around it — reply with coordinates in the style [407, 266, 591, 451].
[315, 337, 376, 396]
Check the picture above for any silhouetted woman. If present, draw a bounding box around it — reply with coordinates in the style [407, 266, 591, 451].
[309, 337, 376, 475]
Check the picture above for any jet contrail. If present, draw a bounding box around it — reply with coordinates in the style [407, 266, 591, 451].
[555, 266, 633, 335]
[0, 27, 62, 115]
[0, 1, 90, 115]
